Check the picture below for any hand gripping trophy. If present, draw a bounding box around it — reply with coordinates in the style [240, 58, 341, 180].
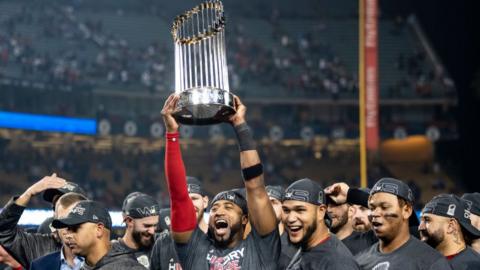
[171, 1, 235, 125]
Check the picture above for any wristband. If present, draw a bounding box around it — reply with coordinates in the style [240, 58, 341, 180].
[234, 122, 256, 151]
[242, 163, 263, 181]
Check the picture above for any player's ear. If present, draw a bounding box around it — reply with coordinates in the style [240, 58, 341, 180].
[202, 196, 209, 209]
[318, 204, 327, 222]
[241, 214, 248, 226]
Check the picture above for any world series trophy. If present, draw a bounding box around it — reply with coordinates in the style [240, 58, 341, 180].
[171, 1, 235, 125]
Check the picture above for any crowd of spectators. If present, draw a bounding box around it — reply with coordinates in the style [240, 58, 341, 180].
[0, 1, 452, 101]
[0, 3, 172, 92]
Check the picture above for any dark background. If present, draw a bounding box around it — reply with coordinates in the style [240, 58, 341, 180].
[383, 0, 480, 191]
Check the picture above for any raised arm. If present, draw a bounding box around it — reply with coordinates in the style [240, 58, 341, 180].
[161, 94, 197, 243]
[229, 96, 277, 236]
[0, 174, 66, 267]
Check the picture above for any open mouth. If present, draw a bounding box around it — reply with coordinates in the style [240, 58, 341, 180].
[214, 219, 229, 236]
[288, 225, 302, 235]
[419, 231, 428, 241]
[372, 221, 383, 230]
[215, 219, 228, 229]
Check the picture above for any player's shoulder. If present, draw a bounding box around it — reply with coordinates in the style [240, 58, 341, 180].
[405, 236, 444, 259]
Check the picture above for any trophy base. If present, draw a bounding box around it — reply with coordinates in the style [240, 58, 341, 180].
[173, 87, 236, 125]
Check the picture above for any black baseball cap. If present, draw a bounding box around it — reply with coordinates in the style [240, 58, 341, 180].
[462, 193, 480, 216]
[122, 192, 160, 219]
[346, 187, 370, 207]
[157, 208, 171, 232]
[283, 178, 332, 227]
[283, 178, 326, 205]
[187, 176, 206, 196]
[211, 189, 248, 215]
[422, 194, 480, 239]
[370, 178, 419, 226]
[37, 217, 54, 234]
[370, 178, 414, 203]
[52, 200, 112, 230]
[266, 185, 284, 201]
[43, 182, 86, 203]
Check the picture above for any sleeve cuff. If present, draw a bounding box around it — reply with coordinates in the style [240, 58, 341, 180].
[6, 196, 27, 214]
[166, 132, 179, 141]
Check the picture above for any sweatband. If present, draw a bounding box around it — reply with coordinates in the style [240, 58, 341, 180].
[242, 163, 263, 181]
[234, 122, 256, 152]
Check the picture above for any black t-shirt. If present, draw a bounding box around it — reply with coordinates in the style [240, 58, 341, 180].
[285, 234, 360, 270]
[343, 230, 378, 256]
[448, 246, 480, 270]
[355, 236, 452, 270]
[278, 231, 300, 270]
[111, 239, 151, 269]
[176, 226, 280, 270]
[150, 230, 182, 270]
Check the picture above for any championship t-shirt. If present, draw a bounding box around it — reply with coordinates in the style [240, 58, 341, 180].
[448, 246, 480, 270]
[342, 230, 378, 256]
[150, 231, 182, 270]
[355, 236, 452, 270]
[176, 226, 280, 270]
[285, 234, 360, 270]
[111, 238, 151, 269]
[278, 231, 300, 270]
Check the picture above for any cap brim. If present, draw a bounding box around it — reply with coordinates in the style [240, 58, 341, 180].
[461, 221, 480, 239]
[325, 195, 335, 205]
[43, 189, 63, 203]
[51, 217, 86, 229]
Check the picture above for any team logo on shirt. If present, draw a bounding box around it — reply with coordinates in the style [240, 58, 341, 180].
[206, 247, 244, 270]
[137, 255, 150, 268]
[168, 258, 182, 270]
[372, 262, 390, 270]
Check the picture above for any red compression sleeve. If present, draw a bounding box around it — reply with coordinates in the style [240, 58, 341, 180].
[165, 132, 197, 232]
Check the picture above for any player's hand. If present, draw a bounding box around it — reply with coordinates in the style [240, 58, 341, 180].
[161, 94, 180, 133]
[324, 182, 350, 204]
[228, 95, 246, 126]
[25, 173, 67, 197]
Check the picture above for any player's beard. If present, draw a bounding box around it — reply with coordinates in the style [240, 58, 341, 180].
[132, 229, 155, 250]
[354, 218, 371, 232]
[209, 220, 243, 248]
[419, 227, 444, 249]
[289, 218, 318, 249]
[330, 211, 349, 234]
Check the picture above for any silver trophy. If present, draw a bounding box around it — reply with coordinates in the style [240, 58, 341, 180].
[172, 1, 235, 125]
